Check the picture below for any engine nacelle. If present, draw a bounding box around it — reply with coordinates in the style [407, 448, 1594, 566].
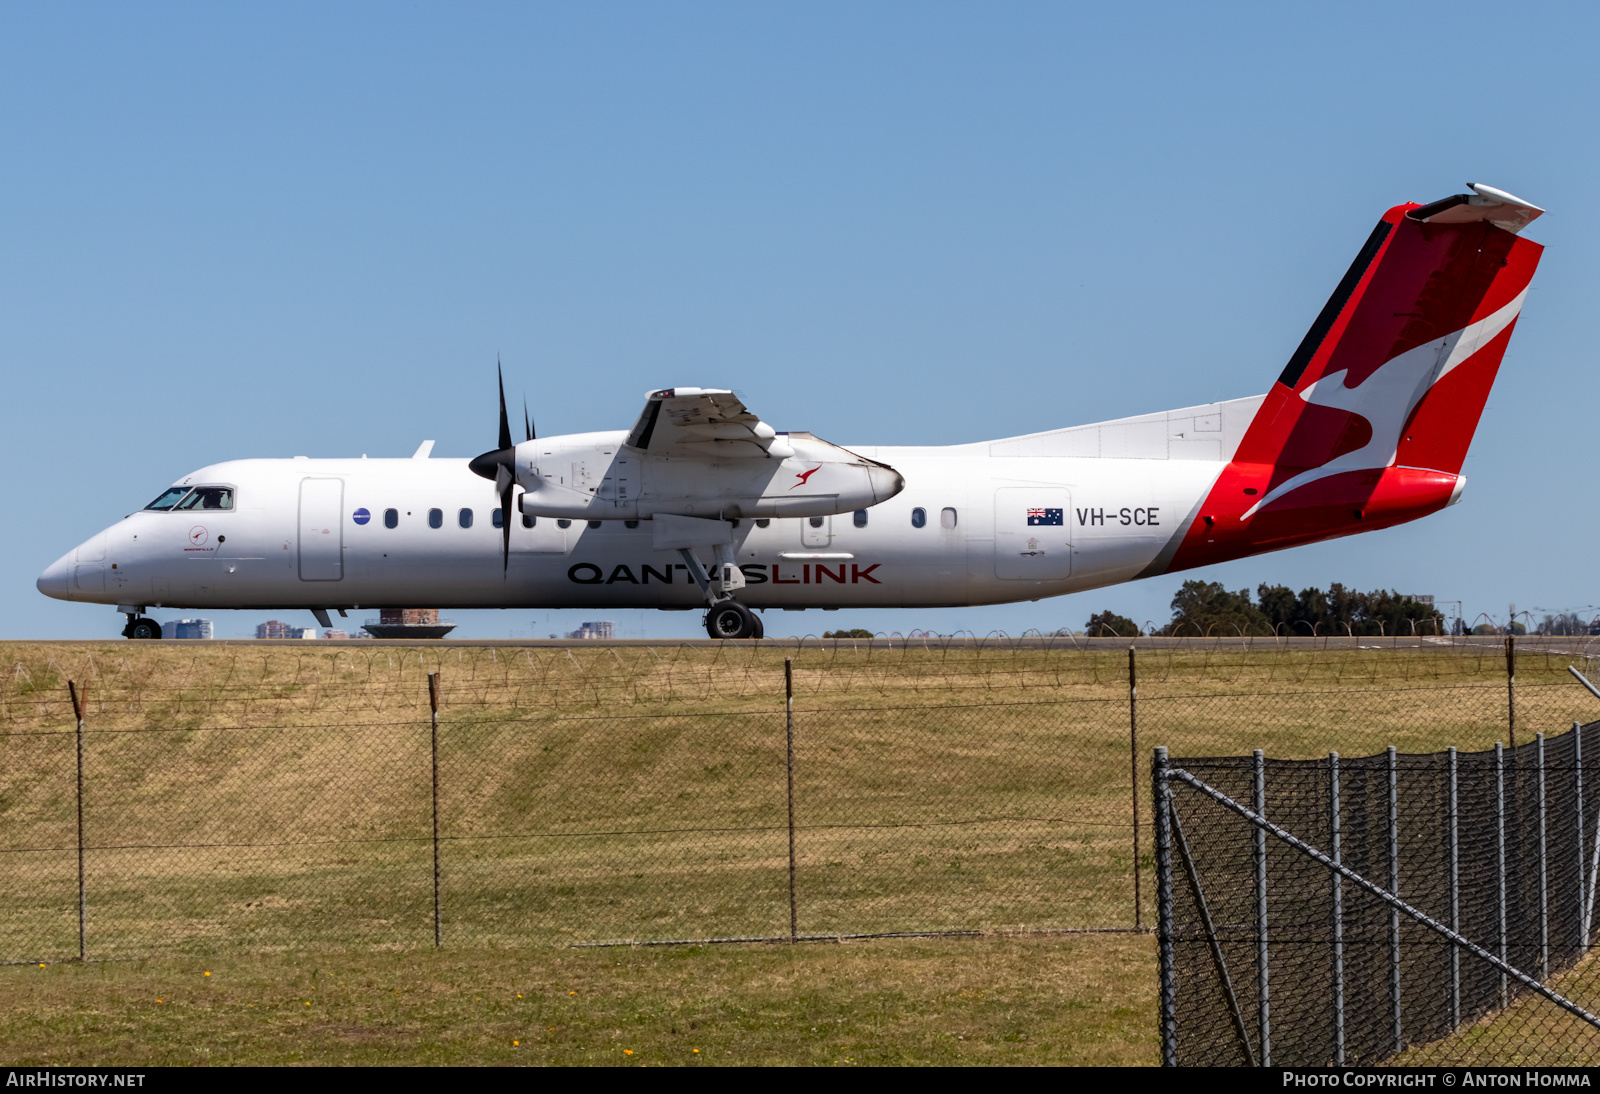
[515, 430, 902, 521]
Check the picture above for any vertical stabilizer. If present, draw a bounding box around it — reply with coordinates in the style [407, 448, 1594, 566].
[1164, 184, 1544, 572]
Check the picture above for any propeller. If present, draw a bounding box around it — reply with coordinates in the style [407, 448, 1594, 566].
[467, 361, 519, 572]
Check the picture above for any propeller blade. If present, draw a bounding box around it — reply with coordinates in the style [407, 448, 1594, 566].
[501, 482, 515, 573]
[524, 398, 534, 443]
[471, 363, 521, 483]
[497, 360, 513, 453]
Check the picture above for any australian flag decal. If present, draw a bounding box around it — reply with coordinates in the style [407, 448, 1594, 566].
[1027, 508, 1064, 526]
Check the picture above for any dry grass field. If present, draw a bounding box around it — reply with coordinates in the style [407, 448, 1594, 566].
[0, 637, 1593, 1065]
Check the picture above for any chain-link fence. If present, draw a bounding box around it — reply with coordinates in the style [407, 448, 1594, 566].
[0, 638, 1594, 966]
[1156, 724, 1600, 1067]
[2, 689, 1140, 958]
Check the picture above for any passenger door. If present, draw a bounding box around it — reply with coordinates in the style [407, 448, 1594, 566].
[298, 478, 344, 581]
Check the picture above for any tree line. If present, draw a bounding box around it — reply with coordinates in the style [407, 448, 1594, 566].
[1085, 580, 1446, 638]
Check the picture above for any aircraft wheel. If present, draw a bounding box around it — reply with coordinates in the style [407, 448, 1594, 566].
[124, 617, 162, 640]
[752, 613, 765, 640]
[705, 601, 756, 640]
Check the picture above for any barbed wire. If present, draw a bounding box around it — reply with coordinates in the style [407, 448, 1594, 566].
[5, 635, 1594, 732]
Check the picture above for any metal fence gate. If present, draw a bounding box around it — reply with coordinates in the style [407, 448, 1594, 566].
[1154, 722, 1600, 1066]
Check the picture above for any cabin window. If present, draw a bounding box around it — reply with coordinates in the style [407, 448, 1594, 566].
[143, 487, 191, 511]
[459, 508, 474, 529]
[557, 519, 571, 529]
[853, 509, 867, 528]
[809, 516, 825, 528]
[940, 507, 958, 529]
[384, 508, 398, 529]
[522, 514, 535, 528]
[428, 508, 443, 529]
[756, 519, 770, 528]
[625, 520, 639, 529]
[491, 508, 503, 529]
[911, 507, 926, 528]
[588, 520, 602, 529]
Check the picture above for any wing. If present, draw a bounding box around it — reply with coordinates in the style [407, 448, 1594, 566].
[624, 387, 794, 459]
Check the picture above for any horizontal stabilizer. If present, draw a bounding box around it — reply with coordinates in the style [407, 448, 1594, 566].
[1408, 183, 1544, 235]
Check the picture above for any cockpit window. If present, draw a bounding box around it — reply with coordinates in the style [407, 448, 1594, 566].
[146, 486, 234, 511]
[173, 487, 234, 511]
[144, 487, 192, 511]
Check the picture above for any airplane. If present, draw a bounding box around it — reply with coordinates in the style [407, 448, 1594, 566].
[38, 183, 1545, 641]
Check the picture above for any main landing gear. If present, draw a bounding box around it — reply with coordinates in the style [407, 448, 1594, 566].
[655, 513, 765, 641]
[122, 616, 162, 640]
[704, 601, 764, 640]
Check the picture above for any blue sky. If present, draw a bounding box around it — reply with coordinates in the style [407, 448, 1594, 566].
[4, 2, 1596, 639]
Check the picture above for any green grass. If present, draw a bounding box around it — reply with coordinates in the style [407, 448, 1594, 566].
[0, 935, 1156, 1066]
[1392, 947, 1600, 1066]
[0, 639, 1591, 1064]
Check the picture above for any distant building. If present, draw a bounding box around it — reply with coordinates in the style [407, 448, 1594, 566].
[166, 619, 213, 640]
[292, 627, 319, 639]
[361, 608, 456, 640]
[1408, 595, 1435, 608]
[323, 629, 349, 640]
[256, 620, 295, 639]
[567, 621, 615, 640]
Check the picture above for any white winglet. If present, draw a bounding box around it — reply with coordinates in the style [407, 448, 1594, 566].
[412, 440, 435, 459]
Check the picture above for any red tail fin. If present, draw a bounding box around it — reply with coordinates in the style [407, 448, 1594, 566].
[1169, 184, 1544, 571]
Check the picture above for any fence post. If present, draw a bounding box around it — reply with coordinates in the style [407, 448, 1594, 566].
[1154, 746, 1175, 1067]
[1329, 751, 1343, 1065]
[1253, 748, 1270, 1066]
[1496, 740, 1507, 1008]
[785, 657, 797, 943]
[428, 671, 441, 949]
[68, 681, 87, 963]
[1388, 744, 1401, 1054]
[1587, 726, 1600, 952]
[1507, 635, 1517, 751]
[1129, 646, 1142, 930]
[1449, 745, 1459, 1030]
[1579, 723, 1588, 953]
[1539, 732, 1549, 980]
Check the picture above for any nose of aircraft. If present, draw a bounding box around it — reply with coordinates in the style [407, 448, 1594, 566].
[36, 553, 73, 601]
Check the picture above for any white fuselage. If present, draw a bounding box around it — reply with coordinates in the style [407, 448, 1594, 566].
[38, 397, 1258, 616]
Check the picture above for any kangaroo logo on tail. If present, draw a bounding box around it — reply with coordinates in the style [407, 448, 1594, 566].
[1243, 287, 1529, 519]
